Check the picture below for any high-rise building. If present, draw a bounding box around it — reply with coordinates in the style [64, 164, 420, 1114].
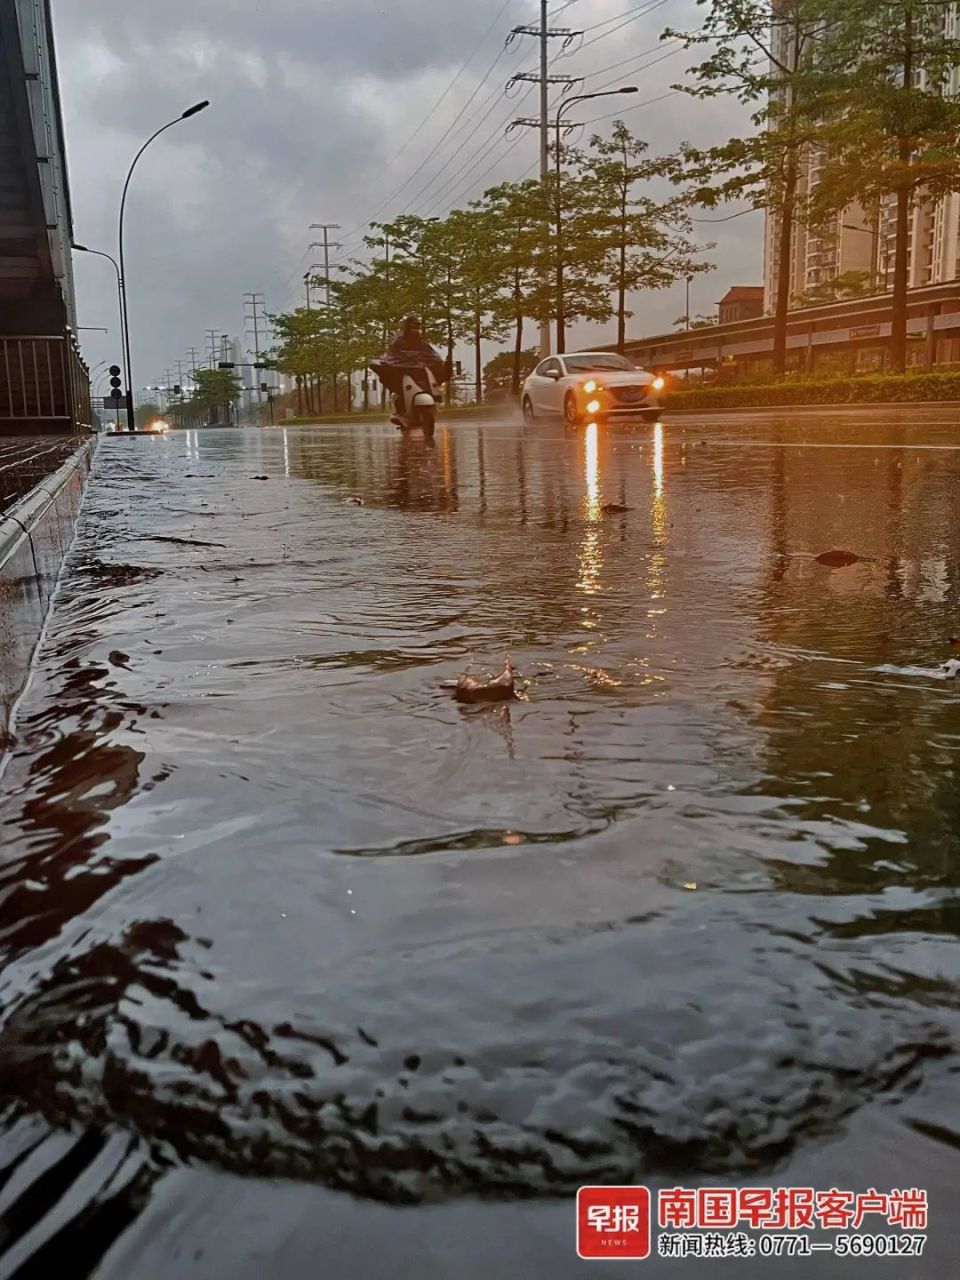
[763, 1, 960, 311]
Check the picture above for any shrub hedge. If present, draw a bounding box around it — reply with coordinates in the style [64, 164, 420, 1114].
[663, 370, 960, 411]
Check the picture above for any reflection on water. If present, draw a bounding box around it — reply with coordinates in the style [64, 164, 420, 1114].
[577, 422, 602, 596]
[648, 421, 668, 600]
[1, 411, 959, 1274]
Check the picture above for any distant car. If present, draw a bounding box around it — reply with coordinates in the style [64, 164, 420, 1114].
[522, 351, 664, 425]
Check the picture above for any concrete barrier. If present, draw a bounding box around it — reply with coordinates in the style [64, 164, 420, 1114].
[0, 439, 95, 747]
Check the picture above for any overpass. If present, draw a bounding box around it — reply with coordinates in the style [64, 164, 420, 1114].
[621, 281, 960, 377]
[0, 0, 90, 434]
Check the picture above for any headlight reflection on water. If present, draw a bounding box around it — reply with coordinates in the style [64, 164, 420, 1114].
[578, 421, 602, 597]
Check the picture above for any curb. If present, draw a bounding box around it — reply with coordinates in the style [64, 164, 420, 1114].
[0, 437, 97, 748]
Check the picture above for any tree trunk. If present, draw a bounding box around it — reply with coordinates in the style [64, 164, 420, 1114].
[446, 304, 454, 407]
[512, 268, 524, 398]
[772, 145, 799, 376]
[617, 172, 628, 353]
[556, 202, 565, 355]
[296, 375, 303, 417]
[474, 308, 482, 404]
[890, 7, 915, 375]
[616, 231, 627, 353]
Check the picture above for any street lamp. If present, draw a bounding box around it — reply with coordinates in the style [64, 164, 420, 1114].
[554, 87, 638, 353]
[73, 244, 126, 384]
[118, 100, 210, 431]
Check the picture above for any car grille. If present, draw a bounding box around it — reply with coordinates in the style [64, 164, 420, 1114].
[609, 385, 651, 405]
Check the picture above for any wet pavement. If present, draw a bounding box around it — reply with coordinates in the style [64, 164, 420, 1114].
[0, 408, 958, 1278]
[0, 436, 83, 517]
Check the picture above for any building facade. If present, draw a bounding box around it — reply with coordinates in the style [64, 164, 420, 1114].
[763, 1, 960, 312]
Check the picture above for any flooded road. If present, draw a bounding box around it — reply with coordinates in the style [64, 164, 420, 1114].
[1, 409, 958, 1277]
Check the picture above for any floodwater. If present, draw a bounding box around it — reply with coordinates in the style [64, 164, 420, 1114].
[0, 408, 958, 1278]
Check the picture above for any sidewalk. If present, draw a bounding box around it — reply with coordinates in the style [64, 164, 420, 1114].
[0, 434, 85, 516]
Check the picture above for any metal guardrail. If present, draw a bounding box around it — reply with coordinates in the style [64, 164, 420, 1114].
[0, 333, 91, 431]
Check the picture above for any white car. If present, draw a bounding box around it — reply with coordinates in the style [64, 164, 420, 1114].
[522, 351, 664, 425]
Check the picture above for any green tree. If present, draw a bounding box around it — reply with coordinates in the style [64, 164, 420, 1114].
[444, 205, 510, 401]
[808, 1, 960, 371]
[135, 401, 163, 428]
[668, 0, 835, 374]
[192, 369, 242, 423]
[479, 180, 551, 394]
[548, 140, 614, 353]
[674, 313, 719, 329]
[582, 122, 712, 352]
[419, 217, 473, 404]
[483, 347, 539, 397]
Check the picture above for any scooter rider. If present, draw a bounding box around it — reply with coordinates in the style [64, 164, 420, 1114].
[381, 316, 447, 424]
[385, 315, 445, 372]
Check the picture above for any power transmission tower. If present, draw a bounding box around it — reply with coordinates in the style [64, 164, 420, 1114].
[506, 1, 581, 356]
[205, 330, 220, 369]
[309, 224, 342, 306]
[187, 347, 201, 377]
[243, 292, 267, 403]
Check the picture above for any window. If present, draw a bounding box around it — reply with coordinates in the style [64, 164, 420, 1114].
[538, 358, 561, 377]
[562, 353, 634, 373]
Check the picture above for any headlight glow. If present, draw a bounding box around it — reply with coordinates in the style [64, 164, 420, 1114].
[652, 376, 666, 391]
[586, 399, 601, 415]
[583, 379, 598, 394]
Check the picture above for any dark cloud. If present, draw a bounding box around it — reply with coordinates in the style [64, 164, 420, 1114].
[55, 0, 758, 385]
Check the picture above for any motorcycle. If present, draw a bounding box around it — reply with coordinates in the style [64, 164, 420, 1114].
[371, 359, 449, 437]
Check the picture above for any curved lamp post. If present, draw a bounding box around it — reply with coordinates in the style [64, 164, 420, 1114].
[554, 87, 637, 354]
[73, 244, 126, 386]
[119, 100, 209, 431]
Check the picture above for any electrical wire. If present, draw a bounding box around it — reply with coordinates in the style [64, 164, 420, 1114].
[391, 0, 517, 167]
[581, 0, 673, 36]
[578, 0, 674, 51]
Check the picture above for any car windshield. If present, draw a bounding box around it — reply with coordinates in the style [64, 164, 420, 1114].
[563, 353, 635, 373]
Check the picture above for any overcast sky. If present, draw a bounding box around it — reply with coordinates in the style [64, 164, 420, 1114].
[54, 0, 759, 389]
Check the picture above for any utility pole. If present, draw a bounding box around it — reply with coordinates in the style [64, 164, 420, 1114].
[187, 346, 201, 376]
[506, 8, 581, 357]
[205, 329, 220, 369]
[309, 224, 342, 306]
[244, 292, 267, 403]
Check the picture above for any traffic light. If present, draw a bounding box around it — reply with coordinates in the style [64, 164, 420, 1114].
[218, 361, 235, 370]
[454, 360, 462, 377]
[108, 365, 123, 401]
[173, 385, 182, 396]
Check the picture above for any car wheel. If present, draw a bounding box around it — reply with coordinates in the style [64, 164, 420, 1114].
[522, 396, 535, 422]
[564, 393, 582, 427]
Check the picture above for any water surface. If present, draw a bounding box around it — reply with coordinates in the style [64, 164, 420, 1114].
[0, 410, 958, 1276]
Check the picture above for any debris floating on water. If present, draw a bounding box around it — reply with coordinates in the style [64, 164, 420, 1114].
[601, 502, 632, 515]
[815, 549, 861, 568]
[454, 657, 516, 704]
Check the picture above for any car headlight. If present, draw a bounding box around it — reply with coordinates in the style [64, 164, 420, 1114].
[652, 376, 666, 392]
[586, 399, 602, 415]
[583, 379, 603, 394]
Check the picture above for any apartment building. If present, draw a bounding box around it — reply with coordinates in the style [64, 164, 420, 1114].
[764, 1, 960, 311]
